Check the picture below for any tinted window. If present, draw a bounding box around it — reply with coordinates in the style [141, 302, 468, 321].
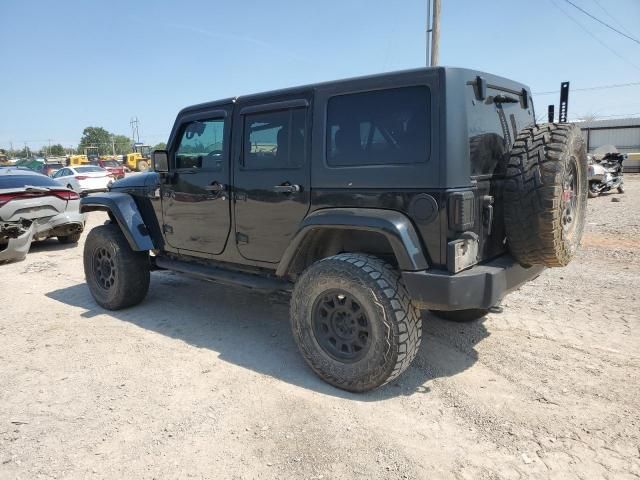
[0, 174, 60, 188]
[175, 118, 225, 170]
[243, 108, 306, 170]
[326, 86, 430, 167]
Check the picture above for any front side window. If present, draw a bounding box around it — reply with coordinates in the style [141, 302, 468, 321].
[243, 108, 306, 170]
[326, 86, 430, 167]
[175, 118, 225, 170]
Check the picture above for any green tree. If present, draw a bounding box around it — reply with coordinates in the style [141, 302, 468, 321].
[153, 142, 167, 150]
[112, 135, 132, 155]
[78, 127, 113, 155]
[48, 144, 65, 156]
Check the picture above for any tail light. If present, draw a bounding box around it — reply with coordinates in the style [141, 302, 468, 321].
[448, 191, 475, 231]
[0, 189, 79, 206]
[0, 192, 29, 206]
[52, 190, 80, 200]
[75, 175, 88, 180]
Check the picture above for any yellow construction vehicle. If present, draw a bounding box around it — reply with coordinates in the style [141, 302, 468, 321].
[68, 154, 89, 166]
[124, 143, 151, 172]
[85, 147, 100, 164]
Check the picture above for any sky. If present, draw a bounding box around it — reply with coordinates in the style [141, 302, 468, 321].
[1, 0, 639, 151]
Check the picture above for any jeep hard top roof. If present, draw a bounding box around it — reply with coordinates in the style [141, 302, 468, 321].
[177, 66, 532, 117]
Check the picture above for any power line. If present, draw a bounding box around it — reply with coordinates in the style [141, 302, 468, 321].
[591, 0, 635, 38]
[549, 0, 640, 71]
[534, 81, 640, 95]
[563, 0, 640, 45]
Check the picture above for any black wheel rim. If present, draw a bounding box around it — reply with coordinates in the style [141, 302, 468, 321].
[562, 157, 579, 236]
[93, 247, 116, 290]
[311, 290, 371, 363]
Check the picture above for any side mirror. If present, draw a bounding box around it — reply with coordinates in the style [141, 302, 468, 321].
[152, 150, 169, 172]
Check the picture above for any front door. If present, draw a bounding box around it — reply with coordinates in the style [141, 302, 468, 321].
[233, 98, 311, 263]
[162, 107, 232, 255]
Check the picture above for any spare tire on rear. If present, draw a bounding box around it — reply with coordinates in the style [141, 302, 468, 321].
[504, 123, 587, 267]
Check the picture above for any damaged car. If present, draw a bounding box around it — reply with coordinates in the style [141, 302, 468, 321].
[0, 167, 86, 263]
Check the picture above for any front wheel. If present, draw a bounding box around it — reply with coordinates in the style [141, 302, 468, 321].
[618, 184, 625, 194]
[588, 182, 601, 198]
[290, 254, 422, 392]
[83, 224, 150, 310]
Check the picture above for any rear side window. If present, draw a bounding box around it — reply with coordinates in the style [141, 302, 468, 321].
[242, 108, 306, 170]
[326, 86, 430, 167]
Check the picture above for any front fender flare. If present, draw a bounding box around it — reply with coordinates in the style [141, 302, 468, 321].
[276, 208, 428, 276]
[80, 193, 154, 251]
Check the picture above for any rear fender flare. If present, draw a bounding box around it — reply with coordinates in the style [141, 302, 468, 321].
[80, 192, 154, 251]
[276, 208, 428, 276]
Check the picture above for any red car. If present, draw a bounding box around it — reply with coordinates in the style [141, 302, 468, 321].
[96, 159, 125, 180]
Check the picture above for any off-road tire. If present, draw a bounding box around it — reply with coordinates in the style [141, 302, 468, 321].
[84, 224, 150, 310]
[290, 253, 422, 393]
[137, 160, 148, 172]
[430, 308, 488, 323]
[504, 123, 587, 267]
[57, 232, 82, 244]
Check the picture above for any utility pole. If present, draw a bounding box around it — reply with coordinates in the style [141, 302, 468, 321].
[430, 0, 441, 67]
[130, 117, 140, 144]
[111, 135, 116, 156]
[426, 0, 431, 66]
[47, 138, 52, 158]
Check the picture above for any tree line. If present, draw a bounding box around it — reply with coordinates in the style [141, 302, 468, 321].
[2, 126, 167, 159]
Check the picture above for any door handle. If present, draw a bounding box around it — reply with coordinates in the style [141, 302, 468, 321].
[273, 183, 301, 193]
[204, 182, 227, 193]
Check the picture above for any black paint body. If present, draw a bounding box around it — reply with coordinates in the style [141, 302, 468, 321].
[88, 67, 536, 283]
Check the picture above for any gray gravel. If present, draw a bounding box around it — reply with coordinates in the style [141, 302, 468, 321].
[0, 175, 638, 479]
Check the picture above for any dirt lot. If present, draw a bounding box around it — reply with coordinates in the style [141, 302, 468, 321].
[1, 177, 639, 480]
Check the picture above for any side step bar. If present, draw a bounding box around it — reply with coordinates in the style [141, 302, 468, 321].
[154, 256, 292, 293]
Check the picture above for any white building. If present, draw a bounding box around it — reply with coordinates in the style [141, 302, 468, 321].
[575, 118, 640, 172]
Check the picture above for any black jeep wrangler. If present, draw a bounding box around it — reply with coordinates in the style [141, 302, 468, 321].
[81, 67, 587, 392]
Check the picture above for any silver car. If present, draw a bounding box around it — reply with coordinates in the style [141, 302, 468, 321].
[0, 167, 85, 263]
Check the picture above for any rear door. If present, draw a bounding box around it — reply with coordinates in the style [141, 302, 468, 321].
[161, 106, 233, 255]
[233, 96, 311, 263]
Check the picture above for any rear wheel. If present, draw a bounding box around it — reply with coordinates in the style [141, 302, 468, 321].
[290, 253, 422, 392]
[588, 182, 601, 198]
[84, 224, 150, 310]
[58, 232, 81, 244]
[137, 160, 148, 172]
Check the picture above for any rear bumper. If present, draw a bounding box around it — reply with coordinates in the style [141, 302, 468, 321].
[33, 211, 86, 239]
[402, 255, 545, 311]
[0, 220, 35, 263]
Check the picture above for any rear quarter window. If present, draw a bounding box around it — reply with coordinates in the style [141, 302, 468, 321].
[326, 86, 430, 167]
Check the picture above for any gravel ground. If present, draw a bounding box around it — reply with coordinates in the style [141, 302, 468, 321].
[0, 176, 639, 479]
